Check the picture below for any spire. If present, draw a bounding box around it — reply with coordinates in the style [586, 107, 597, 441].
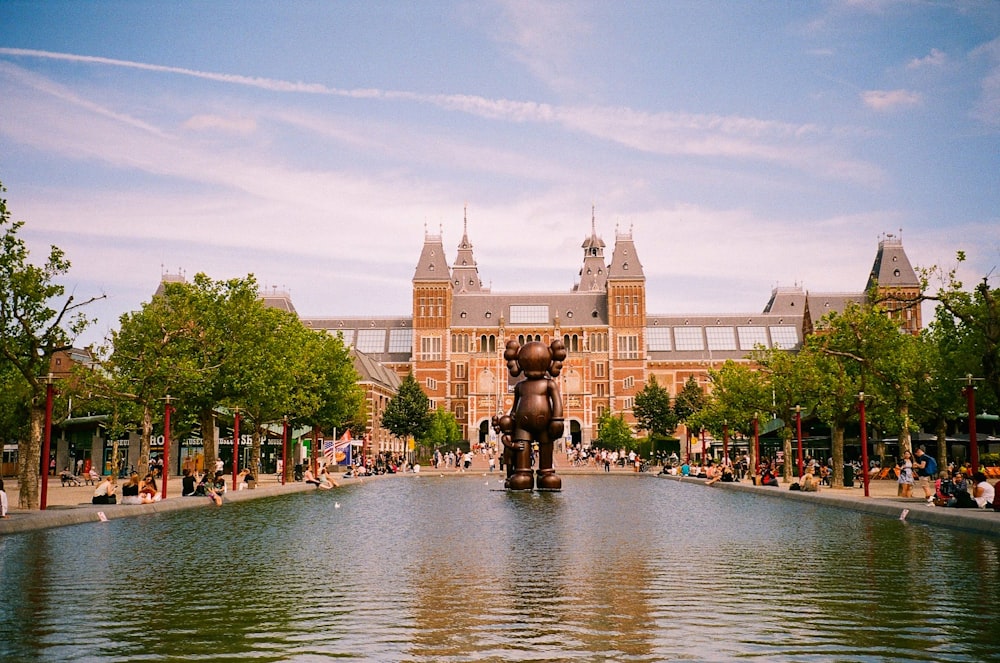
[452, 206, 484, 292]
[574, 206, 608, 292]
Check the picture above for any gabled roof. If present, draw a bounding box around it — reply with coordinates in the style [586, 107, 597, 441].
[866, 233, 919, 291]
[607, 228, 644, 280]
[413, 229, 449, 282]
[451, 291, 608, 327]
[350, 349, 402, 391]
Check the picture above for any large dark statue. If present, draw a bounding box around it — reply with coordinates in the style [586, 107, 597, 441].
[496, 338, 566, 491]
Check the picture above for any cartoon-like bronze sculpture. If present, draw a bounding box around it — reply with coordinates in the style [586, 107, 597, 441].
[498, 338, 566, 491]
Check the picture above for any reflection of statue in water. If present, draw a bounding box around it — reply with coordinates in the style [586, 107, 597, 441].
[496, 338, 566, 491]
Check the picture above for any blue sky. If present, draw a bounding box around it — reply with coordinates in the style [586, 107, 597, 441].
[1, 0, 998, 346]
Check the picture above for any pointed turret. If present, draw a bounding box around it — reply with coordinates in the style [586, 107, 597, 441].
[574, 206, 608, 292]
[607, 224, 645, 280]
[413, 225, 449, 283]
[865, 232, 922, 334]
[451, 205, 485, 293]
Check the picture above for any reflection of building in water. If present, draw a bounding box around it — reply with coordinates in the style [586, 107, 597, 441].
[295, 214, 921, 453]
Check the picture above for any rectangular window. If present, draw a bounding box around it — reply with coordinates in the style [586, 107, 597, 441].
[454, 383, 466, 398]
[673, 327, 704, 351]
[355, 328, 387, 354]
[737, 326, 769, 350]
[623, 396, 634, 409]
[509, 305, 549, 324]
[425, 378, 437, 390]
[595, 362, 606, 378]
[706, 327, 737, 351]
[617, 335, 639, 359]
[332, 329, 355, 347]
[388, 328, 412, 353]
[596, 383, 606, 397]
[646, 327, 672, 351]
[624, 376, 635, 390]
[769, 326, 800, 350]
[420, 336, 442, 360]
[589, 333, 608, 352]
[455, 363, 467, 379]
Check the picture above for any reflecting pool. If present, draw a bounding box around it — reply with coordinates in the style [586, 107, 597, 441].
[1, 474, 998, 661]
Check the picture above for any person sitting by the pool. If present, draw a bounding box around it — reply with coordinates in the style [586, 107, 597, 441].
[92, 475, 117, 504]
[237, 468, 256, 490]
[121, 473, 142, 504]
[680, 461, 690, 477]
[317, 466, 339, 489]
[972, 471, 995, 509]
[945, 471, 976, 508]
[800, 467, 819, 492]
[759, 464, 779, 487]
[303, 467, 322, 487]
[139, 475, 159, 503]
[181, 468, 197, 496]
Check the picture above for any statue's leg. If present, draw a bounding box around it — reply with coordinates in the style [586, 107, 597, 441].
[506, 436, 534, 491]
[536, 438, 561, 490]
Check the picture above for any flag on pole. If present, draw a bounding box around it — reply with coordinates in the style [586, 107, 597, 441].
[334, 430, 352, 465]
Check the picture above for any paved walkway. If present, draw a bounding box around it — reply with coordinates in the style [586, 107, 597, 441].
[2, 465, 998, 537]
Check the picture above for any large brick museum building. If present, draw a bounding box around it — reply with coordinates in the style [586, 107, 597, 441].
[287, 211, 922, 454]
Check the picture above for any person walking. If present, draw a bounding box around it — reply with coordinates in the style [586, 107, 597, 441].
[913, 446, 938, 505]
[896, 450, 914, 498]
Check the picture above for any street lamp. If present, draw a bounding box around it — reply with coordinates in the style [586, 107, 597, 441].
[752, 413, 760, 477]
[722, 420, 729, 467]
[162, 395, 173, 500]
[964, 375, 980, 474]
[40, 373, 55, 511]
[232, 407, 241, 486]
[281, 415, 289, 485]
[858, 392, 870, 498]
[794, 405, 803, 480]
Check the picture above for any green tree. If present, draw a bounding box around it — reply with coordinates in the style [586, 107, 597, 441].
[922, 256, 1000, 412]
[382, 371, 431, 452]
[807, 302, 911, 488]
[673, 376, 706, 460]
[423, 405, 462, 456]
[633, 375, 678, 438]
[0, 184, 101, 507]
[596, 409, 633, 450]
[696, 359, 772, 469]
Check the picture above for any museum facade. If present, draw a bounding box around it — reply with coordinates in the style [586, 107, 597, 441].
[292, 211, 922, 452]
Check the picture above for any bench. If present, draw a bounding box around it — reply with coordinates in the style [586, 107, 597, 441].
[60, 472, 83, 487]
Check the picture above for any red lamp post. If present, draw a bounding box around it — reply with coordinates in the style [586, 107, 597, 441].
[795, 405, 804, 480]
[964, 376, 979, 474]
[752, 414, 760, 477]
[722, 422, 729, 467]
[281, 415, 288, 485]
[232, 408, 241, 486]
[858, 392, 870, 498]
[162, 395, 173, 500]
[40, 374, 55, 511]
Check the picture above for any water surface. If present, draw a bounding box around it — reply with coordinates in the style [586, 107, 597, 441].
[1, 474, 997, 661]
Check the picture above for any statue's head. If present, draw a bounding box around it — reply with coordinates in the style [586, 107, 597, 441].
[505, 339, 567, 379]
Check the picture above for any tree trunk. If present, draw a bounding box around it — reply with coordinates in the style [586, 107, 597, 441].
[201, 409, 217, 475]
[138, 403, 152, 479]
[898, 404, 912, 457]
[831, 424, 845, 489]
[250, 423, 261, 479]
[935, 416, 948, 471]
[17, 404, 44, 509]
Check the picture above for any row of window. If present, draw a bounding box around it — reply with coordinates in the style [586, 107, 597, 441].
[646, 325, 799, 352]
[332, 325, 798, 356]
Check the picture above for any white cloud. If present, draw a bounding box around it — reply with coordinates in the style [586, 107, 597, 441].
[861, 89, 922, 111]
[971, 37, 1000, 127]
[907, 48, 947, 69]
